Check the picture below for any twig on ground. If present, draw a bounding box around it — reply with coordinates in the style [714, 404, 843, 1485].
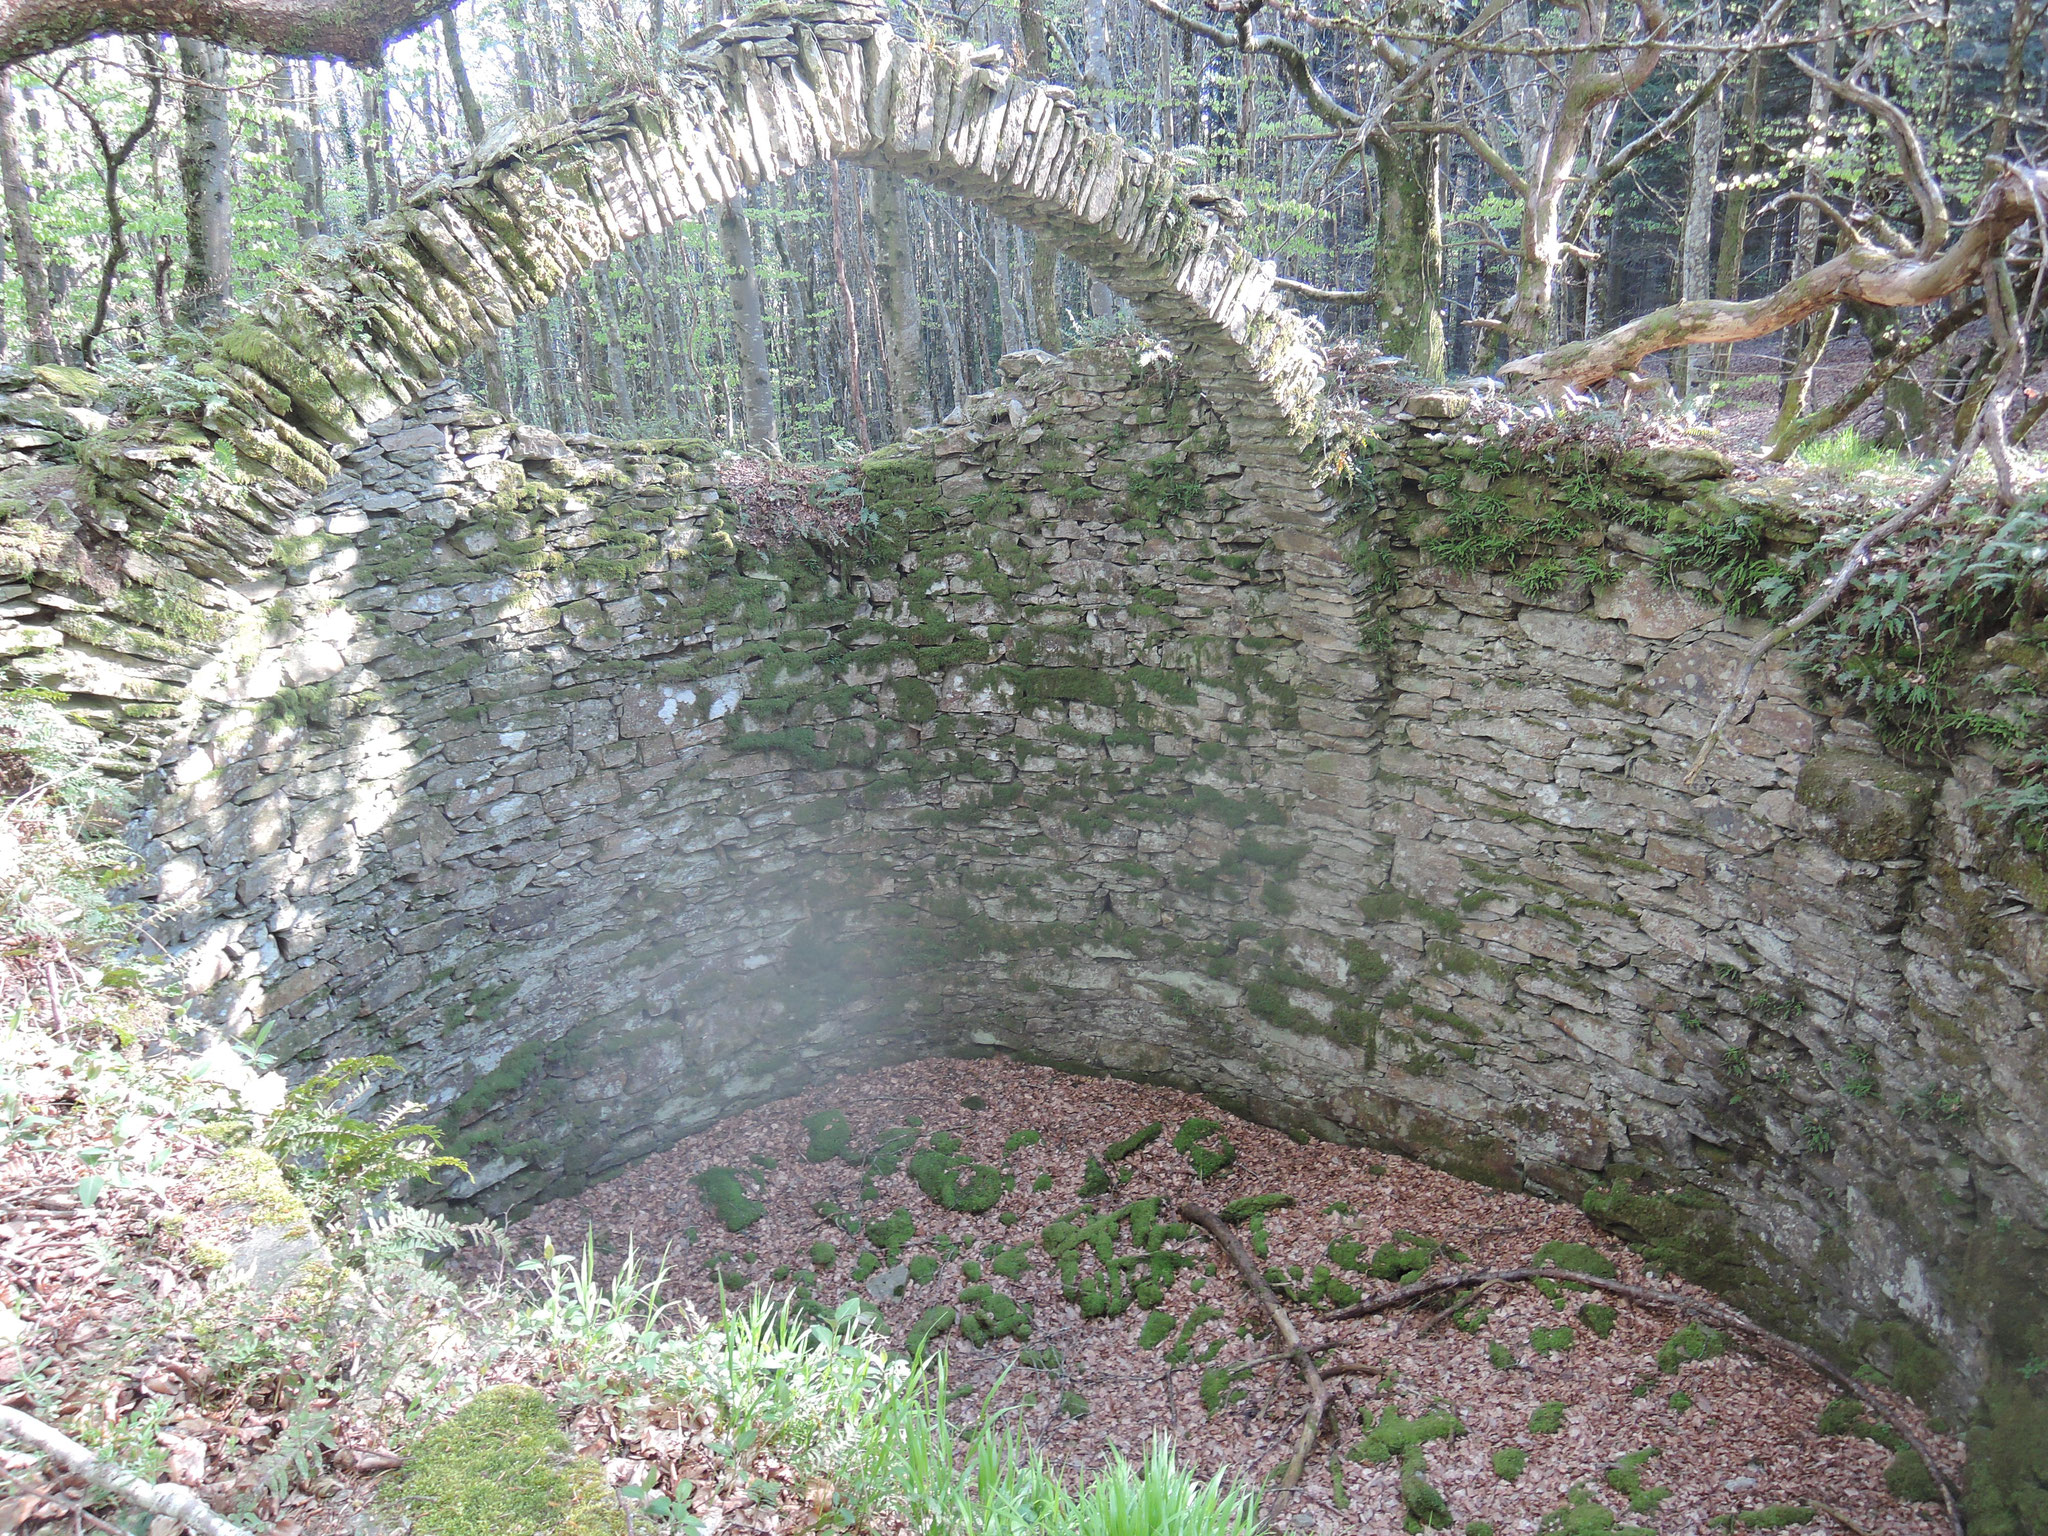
[1411, 1277, 1504, 1339]
[0, 1405, 260, 1536]
[1816, 1501, 1880, 1536]
[1325, 1266, 1963, 1536]
[1182, 1202, 1331, 1493]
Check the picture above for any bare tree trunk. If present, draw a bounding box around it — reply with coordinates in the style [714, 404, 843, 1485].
[272, 62, 324, 239]
[1019, 0, 1060, 348]
[506, 0, 539, 112]
[1675, 8, 1723, 399]
[719, 196, 779, 453]
[439, 8, 485, 140]
[175, 38, 233, 330]
[1775, 0, 1840, 408]
[358, 67, 385, 220]
[439, 6, 512, 414]
[1988, 0, 2042, 161]
[0, 69, 57, 363]
[1706, 48, 1763, 386]
[871, 167, 930, 434]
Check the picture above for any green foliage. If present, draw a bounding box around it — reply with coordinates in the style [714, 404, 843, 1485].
[264, 1056, 465, 1221]
[1488, 1341, 1515, 1370]
[1403, 1469, 1454, 1529]
[1003, 1128, 1042, 1155]
[1530, 1325, 1575, 1354]
[1492, 1449, 1527, 1481]
[1578, 1304, 1618, 1338]
[1529, 1402, 1568, 1434]
[1138, 1310, 1177, 1349]
[1080, 1155, 1114, 1196]
[694, 1168, 765, 1233]
[809, 1241, 837, 1269]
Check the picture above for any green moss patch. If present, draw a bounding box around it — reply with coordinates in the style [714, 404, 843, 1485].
[1493, 1448, 1527, 1481]
[1171, 1117, 1237, 1180]
[1656, 1321, 1727, 1373]
[1220, 1194, 1296, 1222]
[1354, 1405, 1463, 1464]
[692, 1167, 763, 1232]
[1370, 1231, 1441, 1282]
[1708, 1506, 1817, 1530]
[1530, 1402, 1568, 1434]
[1106, 1122, 1164, 1161]
[1604, 1449, 1670, 1513]
[1578, 1303, 1618, 1338]
[1538, 1485, 1654, 1535]
[801, 1109, 853, 1163]
[388, 1386, 625, 1536]
[1533, 1240, 1617, 1279]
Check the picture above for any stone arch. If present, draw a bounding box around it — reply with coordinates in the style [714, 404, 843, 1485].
[205, 0, 1329, 496]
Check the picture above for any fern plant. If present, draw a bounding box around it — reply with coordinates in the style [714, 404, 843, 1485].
[261, 1055, 465, 1221]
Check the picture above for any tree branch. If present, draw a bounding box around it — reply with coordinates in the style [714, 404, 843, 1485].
[1403, 119, 1529, 197]
[1182, 1202, 1331, 1492]
[1769, 293, 1983, 453]
[1271, 275, 1376, 304]
[1502, 163, 2047, 388]
[1788, 53, 1948, 252]
[0, 1405, 260, 1536]
[1564, 0, 1794, 244]
[0, 0, 446, 70]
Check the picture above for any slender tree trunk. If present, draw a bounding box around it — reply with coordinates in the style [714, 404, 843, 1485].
[1776, 0, 1840, 405]
[1988, 0, 2041, 161]
[595, 272, 637, 433]
[438, 6, 513, 414]
[175, 39, 233, 329]
[871, 168, 931, 433]
[1019, 0, 1060, 348]
[507, 0, 539, 112]
[1675, 12, 1723, 399]
[719, 196, 779, 453]
[440, 9, 486, 140]
[358, 68, 386, 220]
[1706, 48, 1764, 385]
[0, 69, 57, 363]
[273, 63, 325, 240]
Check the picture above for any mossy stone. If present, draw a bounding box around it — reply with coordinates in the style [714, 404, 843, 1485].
[1794, 750, 1940, 861]
[387, 1386, 625, 1536]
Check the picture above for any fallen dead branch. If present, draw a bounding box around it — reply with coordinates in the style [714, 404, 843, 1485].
[0, 1405, 261, 1536]
[1325, 1266, 1963, 1536]
[1181, 1201, 1332, 1494]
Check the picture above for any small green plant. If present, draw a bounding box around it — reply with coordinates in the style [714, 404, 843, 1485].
[1529, 1402, 1568, 1434]
[1492, 1448, 1527, 1482]
[263, 1056, 466, 1221]
[1488, 1341, 1515, 1370]
[1800, 1118, 1834, 1154]
[1530, 1325, 1575, 1354]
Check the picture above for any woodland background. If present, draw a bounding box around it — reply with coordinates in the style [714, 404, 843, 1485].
[0, 0, 2037, 460]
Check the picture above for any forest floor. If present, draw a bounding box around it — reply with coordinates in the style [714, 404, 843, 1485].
[482, 1055, 1960, 1536]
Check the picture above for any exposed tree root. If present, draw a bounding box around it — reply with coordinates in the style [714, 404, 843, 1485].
[1325, 1266, 1964, 1536]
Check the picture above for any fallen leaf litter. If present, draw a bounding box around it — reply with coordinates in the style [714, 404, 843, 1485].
[494, 1055, 1957, 1536]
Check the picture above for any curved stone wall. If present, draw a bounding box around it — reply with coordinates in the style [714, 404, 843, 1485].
[5, 339, 2044, 1517]
[108, 346, 2046, 1465]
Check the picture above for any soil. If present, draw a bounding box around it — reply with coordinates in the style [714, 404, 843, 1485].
[488, 1055, 1960, 1536]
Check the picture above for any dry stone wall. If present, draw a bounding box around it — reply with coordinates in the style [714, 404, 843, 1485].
[6, 345, 2045, 1515]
